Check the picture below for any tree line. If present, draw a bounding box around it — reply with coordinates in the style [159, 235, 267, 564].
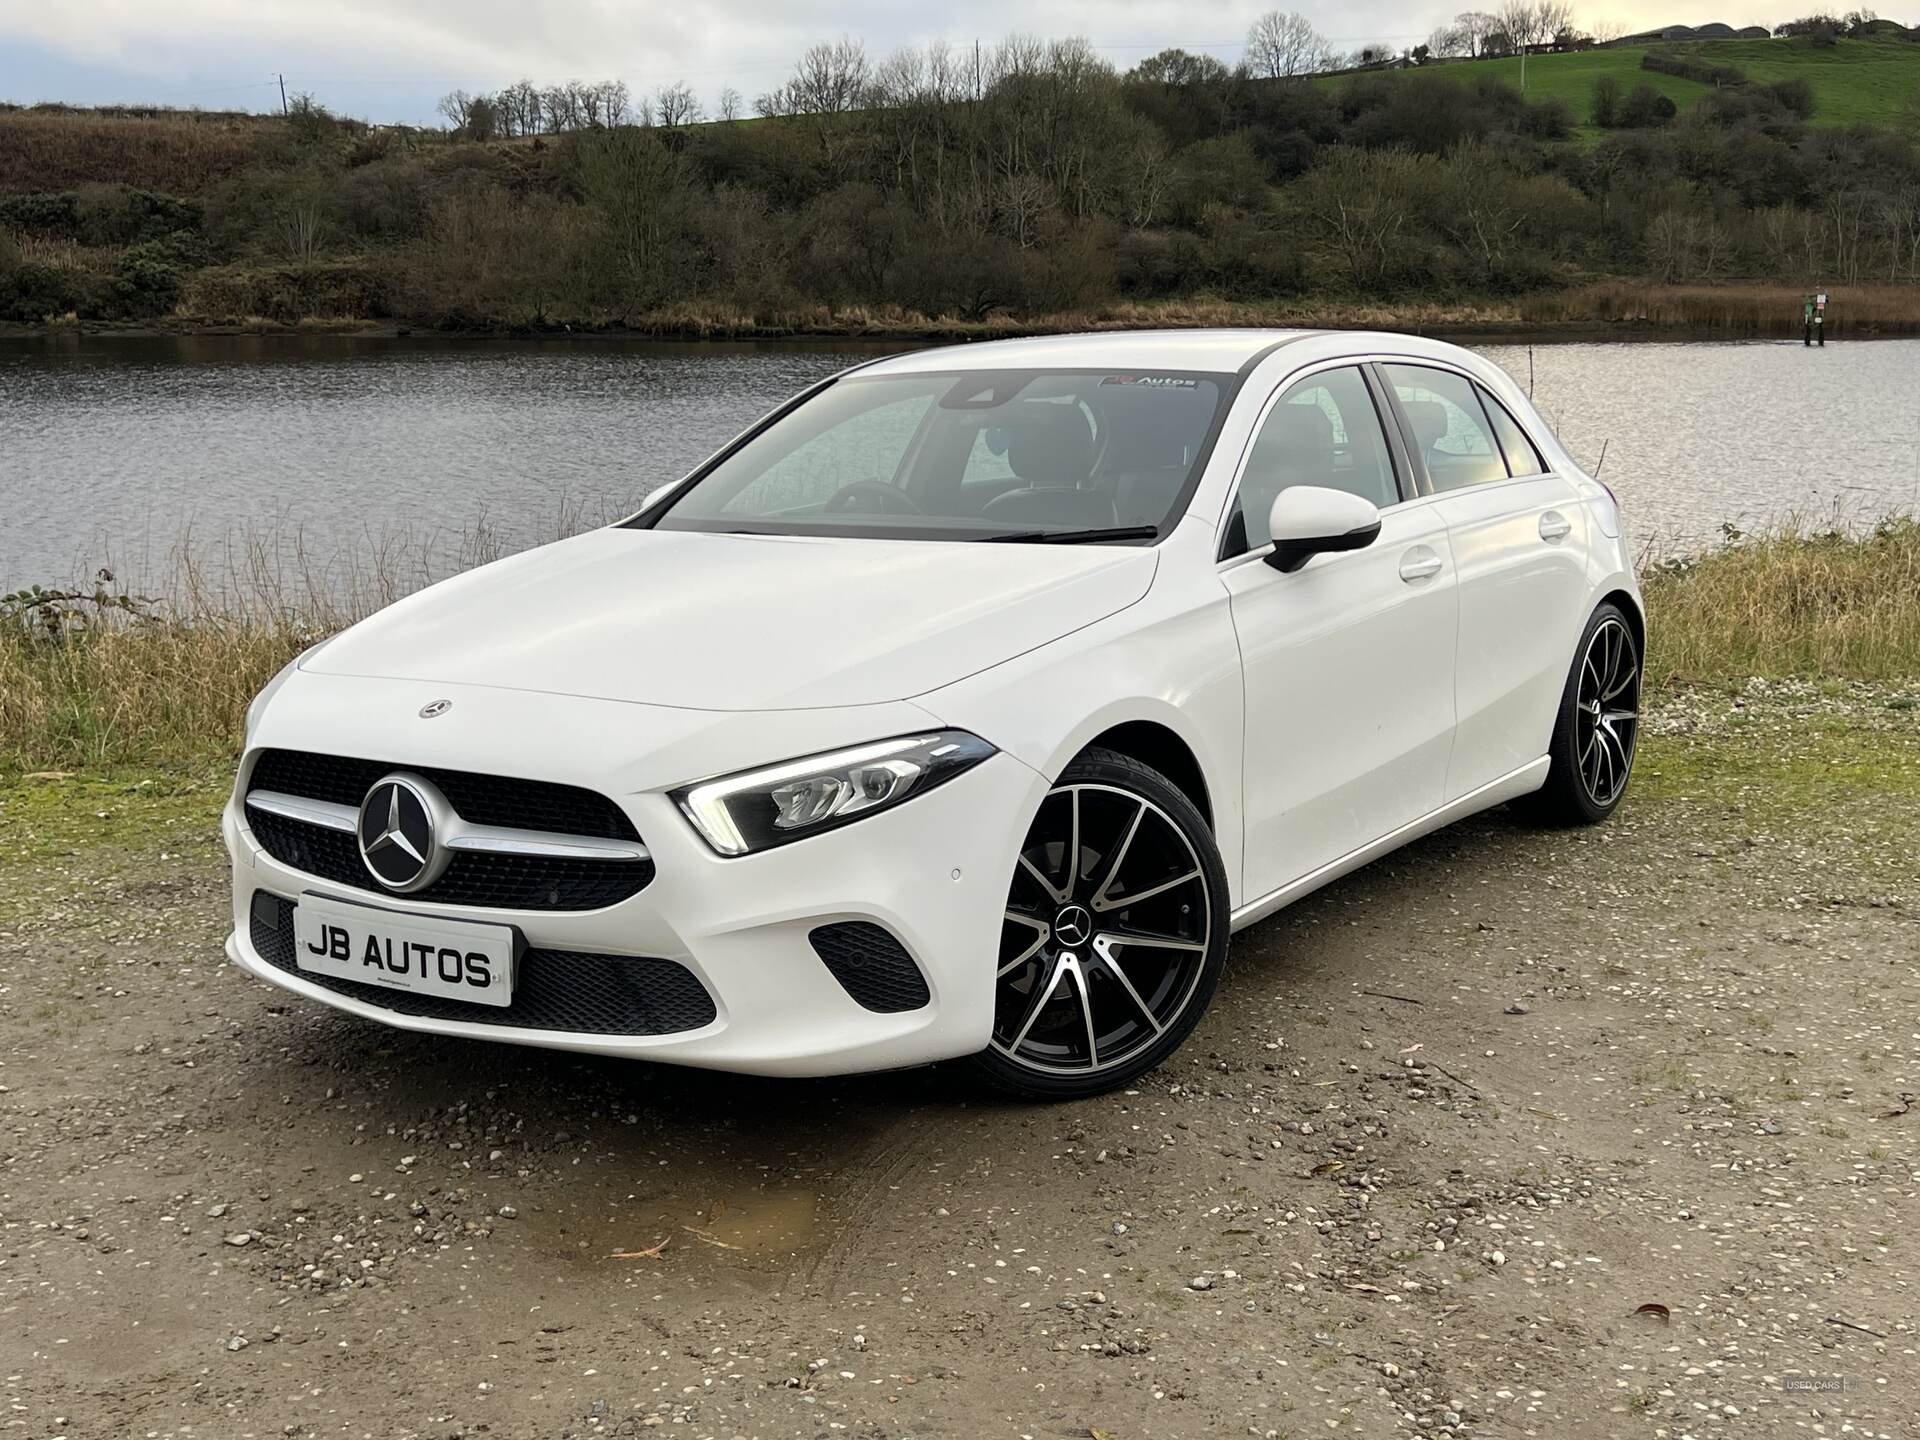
[2, 13, 1918, 329]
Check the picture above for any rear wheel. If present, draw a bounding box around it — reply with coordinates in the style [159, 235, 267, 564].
[970, 748, 1228, 1101]
[1516, 601, 1642, 826]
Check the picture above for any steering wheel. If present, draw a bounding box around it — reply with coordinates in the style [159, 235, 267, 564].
[822, 479, 926, 516]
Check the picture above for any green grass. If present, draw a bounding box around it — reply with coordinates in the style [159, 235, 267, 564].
[1462, 47, 1709, 124]
[1325, 36, 1920, 131]
[1710, 37, 1920, 125]
[0, 767, 228, 925]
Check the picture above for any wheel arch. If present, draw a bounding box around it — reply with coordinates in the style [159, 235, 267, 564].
[1077, 719, 1214, 832]
[1599, 586, 1646, 662]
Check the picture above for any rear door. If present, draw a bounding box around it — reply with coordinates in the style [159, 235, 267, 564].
[1220, 364, 1459, 903]
[1377, 363, 1589, 802]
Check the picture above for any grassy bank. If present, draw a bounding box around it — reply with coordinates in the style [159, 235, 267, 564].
[3, 521, 1917, 775]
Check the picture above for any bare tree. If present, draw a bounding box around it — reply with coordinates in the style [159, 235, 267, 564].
[718, 86, 742, 122]
[1245, 10, 1331, 77]
[1453, 10, 1499, 56]
[1535, 0, 1578, 45]
[437, 90, 472, 132]
[786, 38, 870, 114]
[597, 80, 630, 127]
[1498, 0, 1571, 53]
[280, 201, 326, 263]
[500, 79, 541, 136]
[656, 81, 703, 128]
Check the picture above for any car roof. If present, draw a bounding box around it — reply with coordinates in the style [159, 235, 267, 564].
[855, 328, 1495, 379]
[858, 328, 1320, 377]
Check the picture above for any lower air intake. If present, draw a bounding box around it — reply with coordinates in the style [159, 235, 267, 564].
[249, 891, 715, 1036]
[808, 921, 931, 1013]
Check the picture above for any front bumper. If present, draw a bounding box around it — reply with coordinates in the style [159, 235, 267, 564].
[223, 683, 1049, 1077]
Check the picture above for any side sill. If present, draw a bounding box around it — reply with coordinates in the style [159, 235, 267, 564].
[1228, 757, 1550, 934]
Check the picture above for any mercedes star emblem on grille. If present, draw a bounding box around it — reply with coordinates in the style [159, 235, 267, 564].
[357, 775, 452, 892]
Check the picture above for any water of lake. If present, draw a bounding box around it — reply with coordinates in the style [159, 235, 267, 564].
[3, 332, 1916, 595]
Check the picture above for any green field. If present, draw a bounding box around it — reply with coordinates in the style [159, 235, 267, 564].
[1320, 35, 1920, 130]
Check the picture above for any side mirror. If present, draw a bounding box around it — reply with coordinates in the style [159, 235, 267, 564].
[1265, 487, 1382, 573]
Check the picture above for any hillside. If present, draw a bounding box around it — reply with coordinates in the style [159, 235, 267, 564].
[4, 32, 1920, 339]
[1320, 35, 1920, 131]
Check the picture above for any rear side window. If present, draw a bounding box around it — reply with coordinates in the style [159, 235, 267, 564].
[1480, 390, 1547, 477]
[1382, 364, 1506, 492]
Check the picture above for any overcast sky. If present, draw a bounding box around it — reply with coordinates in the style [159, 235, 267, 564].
[1, 0, 1801, 125]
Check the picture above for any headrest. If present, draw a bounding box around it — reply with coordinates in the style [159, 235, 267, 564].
[1006, 403, 1095, 489]
[1268, 404, 1334, 458]
[1401, 399, 1449, 451]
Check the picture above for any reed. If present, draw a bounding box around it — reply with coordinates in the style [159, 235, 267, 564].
[4, 517, 1916, 774]
[1522, 283, 1920, 335]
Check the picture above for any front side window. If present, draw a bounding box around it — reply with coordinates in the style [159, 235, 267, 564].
[647, 369, 1228, 541]
[1382, 364, 1507, 492]
[1227, 366, 1399, 554]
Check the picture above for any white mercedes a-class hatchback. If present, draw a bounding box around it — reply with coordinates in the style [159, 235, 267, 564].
[225, 329, 1643, 1098]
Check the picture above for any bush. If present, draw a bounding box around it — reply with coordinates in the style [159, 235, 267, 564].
[0, 185, 199, 244]
[180, 258, 393, 322]
[1641, 48, 1747, 87]
[1767, 78, 1818, 120]
[0, 261, 92, 321]
[1592, 75, 1622, 127]
[1618, 85, 1679, 128]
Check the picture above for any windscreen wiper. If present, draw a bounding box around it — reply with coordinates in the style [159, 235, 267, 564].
[979, 525, 1161, 545]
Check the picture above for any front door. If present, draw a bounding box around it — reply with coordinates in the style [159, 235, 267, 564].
[1220, 365, 1460, 904]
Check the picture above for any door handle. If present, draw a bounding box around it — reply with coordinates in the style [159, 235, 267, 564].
[1398, 547, 1443, 583]
[1539, 511, 1572, 542]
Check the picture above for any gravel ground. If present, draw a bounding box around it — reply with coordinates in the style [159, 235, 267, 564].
[2, 686, 1916, 1440]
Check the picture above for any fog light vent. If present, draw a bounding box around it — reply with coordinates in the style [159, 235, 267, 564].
[809, 922, 931, 1013]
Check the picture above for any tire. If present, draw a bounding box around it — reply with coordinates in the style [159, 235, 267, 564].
[969, 747, 1229, 1101]
[1515, 600, 1642, 827]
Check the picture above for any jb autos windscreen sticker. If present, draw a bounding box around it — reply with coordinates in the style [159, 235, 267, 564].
[1101, 375, 1199, 389]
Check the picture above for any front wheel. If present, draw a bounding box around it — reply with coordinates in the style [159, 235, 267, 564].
[1516, 601, 1642, 826]
[969, 748, 1229, 1101]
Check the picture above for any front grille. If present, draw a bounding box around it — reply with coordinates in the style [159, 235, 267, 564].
[245, 748, 653, 911]
[249, 891, 716, 1036]
[250, 749, 638, 837]
[809, 922, 931, 1013]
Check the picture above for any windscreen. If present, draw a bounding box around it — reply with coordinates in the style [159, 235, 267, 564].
[649, 369, 1229, 541]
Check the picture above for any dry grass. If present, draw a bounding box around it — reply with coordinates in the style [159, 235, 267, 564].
[4, 518, 1915, 773]
[0, 520, 531, 772]
[0, 109, 266, 196]
[1523, 283, 1920, 335]
[611, 296, 1532, 339]
[1641, 517, 1920, 687]
[11, 234, 118, 271]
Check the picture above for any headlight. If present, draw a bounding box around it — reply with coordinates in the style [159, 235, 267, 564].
[673, 731, 997, 856]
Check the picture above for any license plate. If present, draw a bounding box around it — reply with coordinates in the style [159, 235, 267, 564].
[292, 893, 517, 1007]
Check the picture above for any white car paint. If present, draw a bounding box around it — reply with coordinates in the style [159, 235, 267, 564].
[303, 527, 1158, 711]
[224, 329, 1642, 1078]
